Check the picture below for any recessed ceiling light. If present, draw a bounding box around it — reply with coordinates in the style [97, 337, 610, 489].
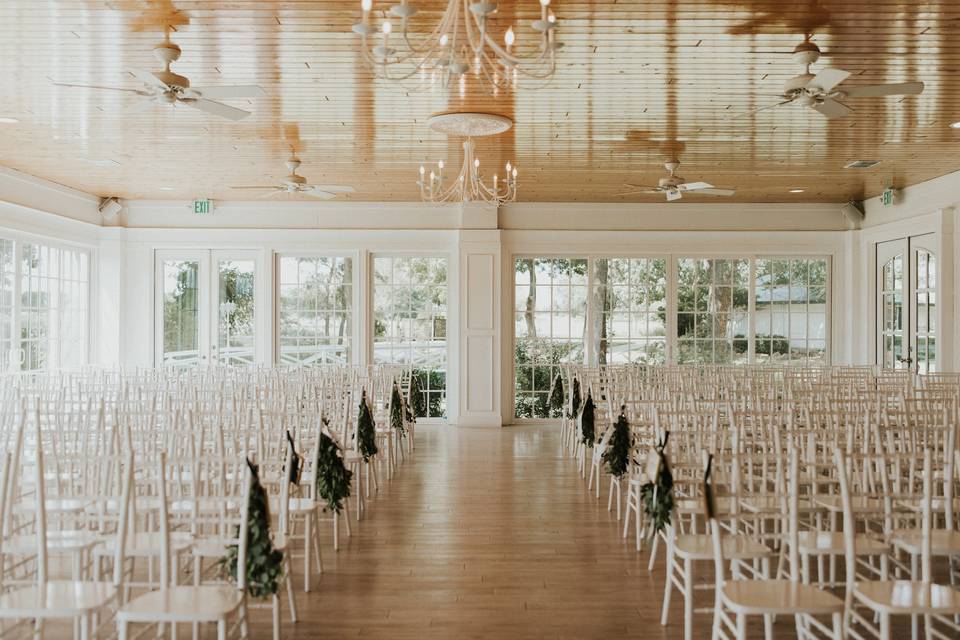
[950, 121, 960, 129]
[0, 117, 20, 124]
[789, 188, 805, 193]
[158, 186, 175, 191]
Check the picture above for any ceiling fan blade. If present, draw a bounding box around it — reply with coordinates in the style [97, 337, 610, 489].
[812, 97, 853, 118]
[696, 188, 736, 197]
[312, 185, 356, 194]
[229, 185, 280, 190]
[734, 99, 794, 119]
[621, 184, 659, 191]
[128, 67, 170, 90]
[53, 81, 144, 93]
[188, 98, 252, 121]
[191, 85, 266, 100]
[840, 81, 924, 98]
[806, 68, 851, 93]
[304, 188, 337, 200]
[678, 181, 713, 192]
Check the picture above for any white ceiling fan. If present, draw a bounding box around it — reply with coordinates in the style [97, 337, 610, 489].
[230, 157, 356, 200]
[54, 41, 265, 121]
[746, 38, 924, 119]
[617, 160, 736, 201]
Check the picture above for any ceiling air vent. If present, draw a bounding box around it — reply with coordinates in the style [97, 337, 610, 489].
[844, 160, 881, 169]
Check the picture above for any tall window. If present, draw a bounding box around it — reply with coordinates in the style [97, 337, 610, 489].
[593, 258, 667, 365]
[373, 256, 448, 418]
[0, 238, 89, 372]
[278, 256, 353, 365]
[754, 257, 828, 364]
[676, 258, 750, 364]
[161, 260, 199, 367]
[514, 258, 588, 418]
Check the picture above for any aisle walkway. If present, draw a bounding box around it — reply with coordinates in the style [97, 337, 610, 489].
[277, 424, 671, 639]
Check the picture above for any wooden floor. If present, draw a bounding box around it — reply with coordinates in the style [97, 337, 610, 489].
[260, 424, 824, 639]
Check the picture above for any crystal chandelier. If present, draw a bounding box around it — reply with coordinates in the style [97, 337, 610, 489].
[352, 0, 560, 93]
[417, 112, 517, 205]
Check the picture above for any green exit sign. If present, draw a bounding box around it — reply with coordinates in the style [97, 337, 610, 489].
[880, 188, 896, 207]
[193, 199, 213, 215]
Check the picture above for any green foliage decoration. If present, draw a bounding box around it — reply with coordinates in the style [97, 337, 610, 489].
[315, 430, 352, 514]
[640, 433, 674, 538]
[221, 460, 284, 598]
[409, 374, 426, 417]
[548, 373, 565, 415]
[579, 390, 595, 446]
[602, 409, 631, 479]
[569, 377, 582, 420]
[357, 391, 379, 462]
[391, 382, 406, 436]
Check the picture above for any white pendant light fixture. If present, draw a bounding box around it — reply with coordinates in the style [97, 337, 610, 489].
[352, 0, 560, 93]
[418, 112, 517, 205]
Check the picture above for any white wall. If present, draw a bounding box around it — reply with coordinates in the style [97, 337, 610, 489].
[14, 163, 960, 425]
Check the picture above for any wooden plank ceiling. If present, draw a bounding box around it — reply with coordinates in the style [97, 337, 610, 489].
[0, 1, 958, 203]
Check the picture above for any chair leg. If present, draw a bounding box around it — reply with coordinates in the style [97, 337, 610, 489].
[271, 594, 281, 640]
[217, 619, 227, 640]
[880, 612, 891, 640]
[735, 613, 747, 640]
[660, 545, 674, 626]
[311, 513, 323, 573]
[683, 558, 694, 640]
[118, 620, 128, 640]
[284, 557, 298, 623]
[303, 515, 312, 592]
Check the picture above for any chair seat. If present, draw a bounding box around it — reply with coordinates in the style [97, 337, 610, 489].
[191, 537, 232, 559]
[891, 530, 960, 556]
[268, 496, 316, 514]
[118, 586, 244, 623]
[740, 496, 820, 515]
[674, 534, 770, 560]
[13, 498, 91, 514]
[95, 531, 192, 557]
[797, 531, 889, 556]
[0, 580, 117, 618]
[854, 581, 960, 615]
[4, 530, 102, 555]
[722, 579, 844, 615]
[813, 495, 891, 514]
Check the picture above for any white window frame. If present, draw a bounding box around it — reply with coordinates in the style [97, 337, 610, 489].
[369, 251, 452, 424]
[274, 252, 360, 367]
[0, 231, 93, 372]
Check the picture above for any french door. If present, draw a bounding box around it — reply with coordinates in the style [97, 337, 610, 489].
[877, 235, 937, 373]
[155, 250, 260, 367]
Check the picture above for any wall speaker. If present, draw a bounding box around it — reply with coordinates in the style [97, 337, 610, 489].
[840, 201, 864, 229]
[98, 197, 123, 221]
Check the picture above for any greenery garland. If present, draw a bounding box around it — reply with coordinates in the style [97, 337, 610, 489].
[640, 433, 674, 538]
[391, 382, 406, 437]
[548, 372, 565, 416]
[357, 391, 379, 462]
[579, 390, 595, 445]
[315, 430, 353, 514]
[602, 408, 631, 479]
[409, 374, 426, 417]
[569, 377, 582, 420]
[221, 459, 284, 598]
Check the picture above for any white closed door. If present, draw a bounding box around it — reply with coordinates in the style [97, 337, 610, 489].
[155, 250, 260, 367]
[876, 234, 937, 373]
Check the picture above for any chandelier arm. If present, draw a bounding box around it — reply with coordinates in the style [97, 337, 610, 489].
[461, 0, 487, 56]
[398, 5, 452, 58]
[483, 31, 553, 68]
